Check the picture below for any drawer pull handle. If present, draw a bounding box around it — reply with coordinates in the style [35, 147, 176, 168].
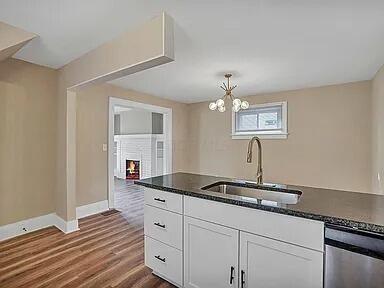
[155, 255, 166, 262]
[154, 222, 166, 228]
[229, 266, 235, 284]
[241, 270, 245, 288]
[154, 197, 166, 203]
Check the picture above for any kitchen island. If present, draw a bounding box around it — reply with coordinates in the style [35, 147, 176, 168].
[135, 172, 384, 288]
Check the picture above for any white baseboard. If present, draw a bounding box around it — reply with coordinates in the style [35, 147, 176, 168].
[0, 200, 109, 241]
[0, 213, 56, 242]
[53, 215, 79, 234]
[0, 213, 79, 242]
[76, 200, 109, 219]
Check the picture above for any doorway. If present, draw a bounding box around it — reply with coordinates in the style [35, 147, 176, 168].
[108, 97, 172, 208]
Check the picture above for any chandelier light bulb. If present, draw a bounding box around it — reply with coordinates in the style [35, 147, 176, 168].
[232, 105, 241, 112]
[218, 105, 226, 112]
[209, 102, 217, 110]
[216, 99, 225, 108]
[233, 98, 241, 107]
[241, 101, 249, 109]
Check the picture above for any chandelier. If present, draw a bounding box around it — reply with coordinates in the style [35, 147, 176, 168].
[209, 74, 249, 112]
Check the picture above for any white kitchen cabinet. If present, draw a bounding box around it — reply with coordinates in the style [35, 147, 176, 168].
[144, 187, 184, 287]
[144, 188, 324, 288]
[145, 236, 183, 287]
[184, 216, 239, 288]
[144, 187, 183, 214]
[239, 231, 323, 288]
[184, 196, 324, 252]
[144, 205, 183, 250]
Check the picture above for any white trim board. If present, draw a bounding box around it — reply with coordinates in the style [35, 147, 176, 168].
[76, 200, 109, 219]
[0, 214, 79, 242]
[1, 199, 111, 242]
[114, 134, 164, 139]
[54, 217, 79, 234]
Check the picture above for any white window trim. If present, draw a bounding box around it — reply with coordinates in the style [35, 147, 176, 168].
[231, 101, 288, 140]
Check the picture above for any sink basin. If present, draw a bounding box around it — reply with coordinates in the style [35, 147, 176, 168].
[201, 181, 302, 205]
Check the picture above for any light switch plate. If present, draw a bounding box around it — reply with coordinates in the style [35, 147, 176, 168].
[102, 144, 107, 151]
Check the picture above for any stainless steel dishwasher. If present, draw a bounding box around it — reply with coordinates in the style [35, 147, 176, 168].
[325, 224, 384, 288]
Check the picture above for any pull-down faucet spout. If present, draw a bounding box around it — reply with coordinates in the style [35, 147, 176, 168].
[247, 136, 263, 185]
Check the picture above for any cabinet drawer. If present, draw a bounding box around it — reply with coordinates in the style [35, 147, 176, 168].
[184, 196, 324, 252]
[144, 205, 182, 250]
[144, 187, 183, 214]
[145, 236, 182, 286]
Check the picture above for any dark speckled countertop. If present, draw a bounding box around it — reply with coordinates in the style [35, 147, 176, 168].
[135, 172, 384, 236]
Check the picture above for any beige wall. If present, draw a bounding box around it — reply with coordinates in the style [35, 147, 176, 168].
[187, 81, 372, 193]
[0, 58, 380, 227]
[0, 59, 57, 225]
[372, 65, 384, 194]
[76, 83, 189, 206]
[56, 13, 174, 221]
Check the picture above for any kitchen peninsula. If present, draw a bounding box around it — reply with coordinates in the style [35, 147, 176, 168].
[136, 172, 384, 288]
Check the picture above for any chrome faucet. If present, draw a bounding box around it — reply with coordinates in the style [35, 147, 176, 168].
[247, 136, 263, 184]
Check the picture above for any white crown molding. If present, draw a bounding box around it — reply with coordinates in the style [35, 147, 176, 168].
[76, 200, 109, 219]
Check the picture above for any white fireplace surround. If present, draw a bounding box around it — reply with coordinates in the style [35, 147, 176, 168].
[114, 135, 144, 179]
[114, 134, 164, 180]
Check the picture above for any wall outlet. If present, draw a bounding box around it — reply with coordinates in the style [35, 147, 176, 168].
[102, 144, 107, 152]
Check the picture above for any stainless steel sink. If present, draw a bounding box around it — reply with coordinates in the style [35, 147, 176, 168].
[201, 181, 302, 205]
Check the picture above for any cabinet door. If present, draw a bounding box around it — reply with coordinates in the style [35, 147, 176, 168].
[240, 231, 323, 288]
[184, 216, 239, 288]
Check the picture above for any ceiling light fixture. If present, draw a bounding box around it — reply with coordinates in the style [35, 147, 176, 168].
[209, 74, 249, 112]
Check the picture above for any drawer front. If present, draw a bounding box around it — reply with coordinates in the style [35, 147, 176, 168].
[184, 196, 324, 252]
[144, 187, 183, 214]
[144, 205, 182, 250]
[145, 236, 182, 286]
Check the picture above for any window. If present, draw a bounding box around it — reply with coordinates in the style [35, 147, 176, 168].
[232, 102, 287, 139]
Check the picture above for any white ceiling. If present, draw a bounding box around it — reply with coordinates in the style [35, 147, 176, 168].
[1, 1, 384, 103]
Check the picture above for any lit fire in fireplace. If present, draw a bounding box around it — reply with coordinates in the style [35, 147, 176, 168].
[126, 160, 140, 180]
[127, 161, 136, 174]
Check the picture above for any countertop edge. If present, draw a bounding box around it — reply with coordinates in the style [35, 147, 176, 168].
[135, 181, 384, 236]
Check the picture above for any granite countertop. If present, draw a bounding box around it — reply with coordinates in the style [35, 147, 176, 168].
[135, 172, 384, 236]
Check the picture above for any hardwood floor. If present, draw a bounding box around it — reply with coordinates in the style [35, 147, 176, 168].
[0, 179, 176, 288]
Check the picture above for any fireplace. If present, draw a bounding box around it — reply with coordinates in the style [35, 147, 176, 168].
[126, 160, 140, 180]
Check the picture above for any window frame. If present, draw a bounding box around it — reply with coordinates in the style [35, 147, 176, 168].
[231, 101, 288, 140]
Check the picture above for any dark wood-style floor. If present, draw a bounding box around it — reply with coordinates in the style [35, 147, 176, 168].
[0, 179, 175, 288]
